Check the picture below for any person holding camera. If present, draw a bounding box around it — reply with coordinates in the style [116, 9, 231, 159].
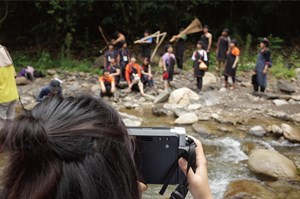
[192, 41, 208, 94]
[0, 95, 212, 199]
[125, 57, 145, 96]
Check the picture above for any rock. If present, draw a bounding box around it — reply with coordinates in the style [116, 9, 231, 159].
[152, 104, 173, 116]
[291, 95, 300, 101]
[187, 104, 202, 110]
[219, 87, 227, 92]
[249, 126, 266, 137]
[143, 94, 155, 101]
[163, 103, 185, 112]
[168, 87, 199, 106]
[154, 91, 170, 104]
[273, 99, 288, 106]
[16, 77, 31, 85]
[119, 112, 142, 127]
[47, 69, 57, 75]
[224, 180, 276, 199]
[289, 113, 300, 123]
[174, 112, 198, 125]
[203, 72, 217, 86]
[281, 123, 300, 143]
[266, 124, 283, 135]
[192, 123, 211, 135]
[91, 85, 100, 93]
[241, 82, 252, 87]
[81, 83, 90, 88]
[248, 149, 298, 179]
[277, 80, 296, 94]
[296, 68, 300, 80]
[68, 84, 81, 92]
[124, 102, 139, 109]
[265, 180, 300, 199]
[174, 109, 188, 117]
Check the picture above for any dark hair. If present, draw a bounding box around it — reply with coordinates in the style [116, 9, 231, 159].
[223, 28, 230, 34]
[0, 96, 140, 199]
[261, 37, 270, 47]
[197, 40, 204, 49]
[230, 39, 238, 46]
[165, 44, 173, 52]
[204, 25, 209, 29]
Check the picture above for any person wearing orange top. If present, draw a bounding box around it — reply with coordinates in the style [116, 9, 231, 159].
[224, 39, 240, 89]
[125, 57, 145, 96]
[99, 69, 116, 98]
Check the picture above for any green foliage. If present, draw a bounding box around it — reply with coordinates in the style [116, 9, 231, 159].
[270, 54, 296, 79]
[258, 34, 284, 51]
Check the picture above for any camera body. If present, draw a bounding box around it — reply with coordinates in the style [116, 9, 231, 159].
[128, 127, 191, 185]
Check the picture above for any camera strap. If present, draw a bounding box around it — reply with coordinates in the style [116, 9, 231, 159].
[159, 139, 196, 199]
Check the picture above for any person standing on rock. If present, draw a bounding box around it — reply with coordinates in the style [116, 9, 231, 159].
[99, 68, 117, 100]
[201, 25, 212, 65]
[125, 57, 145, 96]
[111, 31, 126, 50]
[136, 29, 153, 60]
[192, 41, 208, 94]
[253, 38, 272, 93]
[224, 39, 240, 89]
[162, 45, 176, 91]
[216, 28, 230, 74]
[0, 44, 19, 120]
[37, 79, 62, 102]
[118, 41, 131, 81]
[105, 57, 121, 86]
[141, 57, 155, 88]
[104, 43, 118, 67]
[172, 27, 187, 71]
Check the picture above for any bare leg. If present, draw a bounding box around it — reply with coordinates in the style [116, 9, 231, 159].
[138, 80, 145, 96]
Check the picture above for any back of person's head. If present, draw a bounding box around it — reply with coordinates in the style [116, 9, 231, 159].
[0, 96, 139, 199]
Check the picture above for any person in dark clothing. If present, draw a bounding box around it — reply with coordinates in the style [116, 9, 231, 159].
[141, 57, 154, 88]
[104, 43, 118, 67]
[216, 28, 230, 74]
[104, 57, 121, 86]
[37, 79, 62, 102]
[118, 42, 131, 80]
[111, 31, 126, 49]
[136, 30, 153, 60]
[253, 38, 272, 93]
[173, 28, 187, 70]
[224, 39, 240, 89]
[201, 25, 212, 66]
[162, 45, 176, 91]
[192, 41, 208, 93]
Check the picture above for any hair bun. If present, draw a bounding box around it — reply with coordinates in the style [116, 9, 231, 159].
[3, 112, 48, 152]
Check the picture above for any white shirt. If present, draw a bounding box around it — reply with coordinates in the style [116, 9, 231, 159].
[191, 49, 208, 62]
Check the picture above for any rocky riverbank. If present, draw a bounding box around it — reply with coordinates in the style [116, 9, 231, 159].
[16, 68, 300, 198]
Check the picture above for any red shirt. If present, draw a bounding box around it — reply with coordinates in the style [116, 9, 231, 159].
[125, 63, 142, 84]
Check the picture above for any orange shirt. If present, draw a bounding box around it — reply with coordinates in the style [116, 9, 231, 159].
[231, 47, 240, 56]
[125, 63, 142, 84]
[99, 75, 115, 84]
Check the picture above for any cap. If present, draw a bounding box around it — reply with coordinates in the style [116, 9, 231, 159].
[261, 37, 270, 47]
[49, 80, 61, 94]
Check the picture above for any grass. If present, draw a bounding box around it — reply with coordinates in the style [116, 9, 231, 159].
[10, 48, 299, 80]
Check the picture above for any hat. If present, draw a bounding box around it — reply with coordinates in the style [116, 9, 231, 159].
[261, 37, 270, 47]
[49, 80, 61, 94]
[230, 39, 238, 46]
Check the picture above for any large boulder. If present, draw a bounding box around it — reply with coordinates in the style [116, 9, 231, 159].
[168, 87, 199, 106]
[281, 123, 300, 143]
[277, 80, 296, 94]
[248, 149, 298, 179]
[249, 126, 266, 137]
[154, 91, 170, 104]
[174, 112, 198, 125]
[224, 180, 276, 199]
[152, 104, 173, 116]
[203, 72, 217, 86]
[119, 112, 142, 127]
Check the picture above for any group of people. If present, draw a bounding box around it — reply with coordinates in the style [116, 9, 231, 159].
[98, 26, 271, 97]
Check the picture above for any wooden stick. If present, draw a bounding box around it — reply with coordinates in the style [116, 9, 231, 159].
[134, 31, 160, 44]
[150, 32, 167, 62]
[98, 26, 109, 44]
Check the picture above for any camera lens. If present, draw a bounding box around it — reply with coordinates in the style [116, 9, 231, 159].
[165, 144, 169, 149]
